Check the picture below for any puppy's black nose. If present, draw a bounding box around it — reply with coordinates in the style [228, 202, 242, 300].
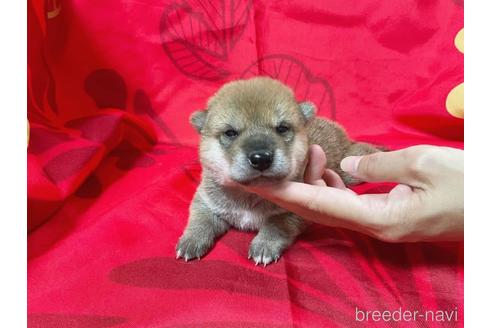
[248, 151, 273, 171]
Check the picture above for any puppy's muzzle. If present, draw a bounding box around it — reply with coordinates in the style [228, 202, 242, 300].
[248, 150, 273, 171]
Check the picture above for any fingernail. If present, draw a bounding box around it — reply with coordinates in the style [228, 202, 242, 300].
[341, 156, 361, 173]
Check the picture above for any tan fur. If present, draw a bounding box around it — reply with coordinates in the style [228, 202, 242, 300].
[176, 77, 381, 266]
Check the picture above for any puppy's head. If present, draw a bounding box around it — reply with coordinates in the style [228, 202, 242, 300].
[191, 77, 316, 186]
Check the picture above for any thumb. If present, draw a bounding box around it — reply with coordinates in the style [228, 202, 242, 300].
[340, 148, 422, 186]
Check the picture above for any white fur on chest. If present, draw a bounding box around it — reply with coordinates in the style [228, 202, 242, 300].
[233, 209, 265, 231]
[198, 188, 284, 231]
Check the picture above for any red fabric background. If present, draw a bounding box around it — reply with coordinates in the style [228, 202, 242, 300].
[28, 0, 464, 327]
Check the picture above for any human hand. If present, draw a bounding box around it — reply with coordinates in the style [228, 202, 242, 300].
[244, 145, 464, 242]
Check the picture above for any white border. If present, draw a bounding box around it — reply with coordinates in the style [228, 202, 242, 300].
[465, 1, 492, 326]
[0, 0, 27, 327]
[0, 0, 485, 327]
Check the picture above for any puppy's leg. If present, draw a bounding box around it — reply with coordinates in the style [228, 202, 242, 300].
[338, 142, 384, 185]
[176, 194, 229, 261]
[248, 213, 306, 266]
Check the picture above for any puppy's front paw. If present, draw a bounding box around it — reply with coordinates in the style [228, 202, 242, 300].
[248, 237, 284, 267]
[176, 234, 213, 262]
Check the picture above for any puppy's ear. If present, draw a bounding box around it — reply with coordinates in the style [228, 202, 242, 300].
[298, 101, 317, 122]
[190, 110, 208, 133]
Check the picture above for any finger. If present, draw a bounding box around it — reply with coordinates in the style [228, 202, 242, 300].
[322, 169, 347, 190]
[340, 147, 425, 186]
[304, 145, 327, 186]
[245, 182, 412, 239]
[247, 181, 368, 225]
[388, 183, 413, 198]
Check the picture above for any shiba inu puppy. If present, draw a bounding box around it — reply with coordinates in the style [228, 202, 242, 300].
[176, 77, 380, 266]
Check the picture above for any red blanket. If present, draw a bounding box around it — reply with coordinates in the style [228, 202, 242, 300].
[28, 0, 464, 327]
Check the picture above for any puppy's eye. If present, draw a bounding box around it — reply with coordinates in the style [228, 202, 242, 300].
[224, 129, 238, 138]
[276, 124, 290, 134]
